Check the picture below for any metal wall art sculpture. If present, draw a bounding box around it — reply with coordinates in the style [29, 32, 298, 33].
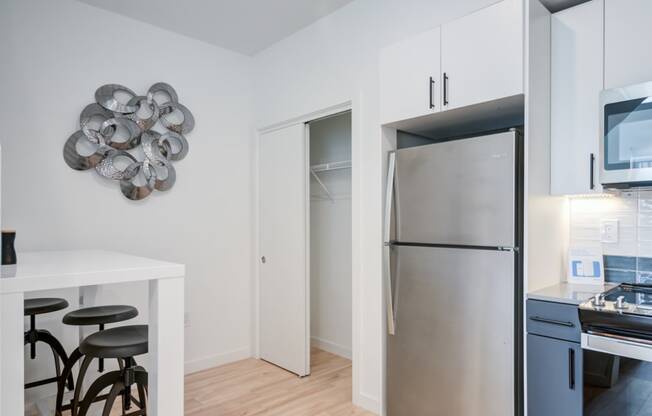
[63, 82, 194, 200]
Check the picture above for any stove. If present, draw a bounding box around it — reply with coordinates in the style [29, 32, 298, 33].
[578, 284, 652, 414]
[579, 283, 652, 342]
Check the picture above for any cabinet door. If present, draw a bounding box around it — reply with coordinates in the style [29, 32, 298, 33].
[380, 27, 441, 125]
[605, 0, 652, 89]
[441, 0, 523, 111]
[527, 334, 582, 416]
[551, 0, 603, 195]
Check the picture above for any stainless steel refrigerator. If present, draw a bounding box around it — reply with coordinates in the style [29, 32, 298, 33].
[384, 130, 523, 416]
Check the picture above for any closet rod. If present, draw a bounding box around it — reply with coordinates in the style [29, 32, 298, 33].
[310, 160, 351, 173]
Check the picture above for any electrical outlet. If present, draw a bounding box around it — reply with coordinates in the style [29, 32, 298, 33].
[600, 219, 619, 243]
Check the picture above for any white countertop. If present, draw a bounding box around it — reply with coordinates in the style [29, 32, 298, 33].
[0, 249, 185, 294]
[527, 282, 617, 305]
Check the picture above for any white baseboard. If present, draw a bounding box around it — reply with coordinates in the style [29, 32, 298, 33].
[355, 392, 381, 415]
[185, 346, 251, 375]
[311, 337, 352, 360]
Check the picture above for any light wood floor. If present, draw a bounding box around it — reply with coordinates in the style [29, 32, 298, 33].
[185, 348, 375, 416]
[54, 348, 374, 416]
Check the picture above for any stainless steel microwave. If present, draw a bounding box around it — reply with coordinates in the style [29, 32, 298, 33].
[600, 81, 652, 188]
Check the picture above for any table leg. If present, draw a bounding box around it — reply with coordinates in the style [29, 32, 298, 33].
[149, 277, 184, 415]
[1, 292, 25, 415]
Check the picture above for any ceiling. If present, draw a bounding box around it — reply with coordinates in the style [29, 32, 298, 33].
[76, 0, 355, 56]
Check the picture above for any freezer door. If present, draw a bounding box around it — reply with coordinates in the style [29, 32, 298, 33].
[387, 245, 515, 416]
[395, 131, 516, 247]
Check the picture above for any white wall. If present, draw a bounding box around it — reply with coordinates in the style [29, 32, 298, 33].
[310, 113, 352, 359]
[0, 0, 254, 405]
[252, 0, 502, 412]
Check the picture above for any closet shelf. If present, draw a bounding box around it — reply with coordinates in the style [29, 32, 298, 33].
[310, 160, 351, 202]
[310, 160, 352, 173]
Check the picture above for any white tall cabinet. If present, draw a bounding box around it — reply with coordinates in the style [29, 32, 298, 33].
[604, 0, 652, 89]
[550, 0, 604, 195]
[441, 0, 523, 111]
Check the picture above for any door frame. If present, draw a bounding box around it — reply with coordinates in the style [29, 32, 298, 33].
[253, 100, 359, 395]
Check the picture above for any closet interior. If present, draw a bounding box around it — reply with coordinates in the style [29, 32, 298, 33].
[309, 111, 352, 360]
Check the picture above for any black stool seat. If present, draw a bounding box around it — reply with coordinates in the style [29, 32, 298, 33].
[80, 325, 148, 359]
[24, 298, 69, 316]
[63, 305, 138, 326]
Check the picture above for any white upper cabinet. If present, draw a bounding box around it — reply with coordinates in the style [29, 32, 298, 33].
[379, 0, 524, 125]
[441, 0, 524, 111]
[604, 0, 652, 89]
[550, 0, 604, 195]
[380, 27, 441, 125]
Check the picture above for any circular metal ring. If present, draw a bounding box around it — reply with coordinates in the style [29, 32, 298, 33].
[95, 84, 138, 113]
[141, 131, 172, 161]
[63, 130, 110, 171]
[159, 102, 195, 134]
[125, 96, 159, 130]
[79, 103, 114, 144]
[100, 118, 142, 150]
[147, 82, 178, 105]
[144, 158, 176, 191]
[120, 162, 156, 200]
[95, 150, 138, 180]
[159, 132, 189, 161]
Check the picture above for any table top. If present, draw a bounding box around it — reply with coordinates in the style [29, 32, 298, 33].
[0, 250, 185, 294]
[527, 281, 617, 305]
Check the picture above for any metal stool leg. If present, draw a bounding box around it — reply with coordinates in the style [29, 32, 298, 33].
[55, 347, 83, 416]
[24, 329, 74, 390]
[72, 356, 94, 416]
[76, 371, 121, 416]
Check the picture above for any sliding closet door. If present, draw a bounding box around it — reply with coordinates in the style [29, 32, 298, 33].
[259, 123, 309, 376]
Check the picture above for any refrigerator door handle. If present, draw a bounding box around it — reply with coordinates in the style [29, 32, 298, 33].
[384, 151, 396, 335]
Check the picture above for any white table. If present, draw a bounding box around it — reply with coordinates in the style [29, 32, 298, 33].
[0, 250, 185, 415]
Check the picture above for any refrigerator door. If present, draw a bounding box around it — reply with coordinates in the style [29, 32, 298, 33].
[387, 245, 515, 416]
[395, 130, 516, 247]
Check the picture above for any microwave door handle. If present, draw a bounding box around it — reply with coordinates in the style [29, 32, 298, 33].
[590, 153, 596, 190]
[384, 152, 396, 335]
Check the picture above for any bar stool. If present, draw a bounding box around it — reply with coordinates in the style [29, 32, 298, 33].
[75, 325, 149, 416]
[23, 298, 74, 391]
[55, 305, 139, 416]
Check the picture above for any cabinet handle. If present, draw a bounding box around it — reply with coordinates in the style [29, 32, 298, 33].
[529, 316, 574, 327]
[590, 153, 596, 190]
[443, 72, 449, 106]
[429, 76, 435, 109]
[568, 348, 576, 390]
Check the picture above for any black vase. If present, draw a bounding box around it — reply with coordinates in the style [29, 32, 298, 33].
[2, 231, 17, 265]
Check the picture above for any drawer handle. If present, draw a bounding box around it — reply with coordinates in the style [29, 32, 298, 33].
[529, 316, 575, 328]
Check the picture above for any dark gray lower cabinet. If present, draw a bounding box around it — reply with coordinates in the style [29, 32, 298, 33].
[527, 333, 582, 416]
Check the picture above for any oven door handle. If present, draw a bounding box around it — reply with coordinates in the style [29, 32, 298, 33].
[582, 331, 652, 363]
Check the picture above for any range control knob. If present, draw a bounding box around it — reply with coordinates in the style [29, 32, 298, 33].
[615, 295, 627, 310]
[593, 294, 606, 307]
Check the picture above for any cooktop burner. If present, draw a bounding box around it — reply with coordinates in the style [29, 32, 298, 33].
[579, 284, 652, 340]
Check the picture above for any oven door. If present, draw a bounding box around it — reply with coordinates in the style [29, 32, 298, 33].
[582, 331, 652, 414]
[600, 81, 652, 187]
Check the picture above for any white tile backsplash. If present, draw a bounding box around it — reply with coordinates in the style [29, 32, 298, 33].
[569, 191, 649, 257]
